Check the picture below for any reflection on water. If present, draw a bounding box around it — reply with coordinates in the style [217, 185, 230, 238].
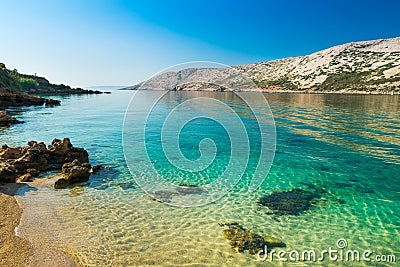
[267, 94, 400, 113]
[267, 94, 400, 164]
[1, 91, 399, 266]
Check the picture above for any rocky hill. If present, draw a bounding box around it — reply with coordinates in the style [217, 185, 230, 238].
[17, 73, 104, 95]
[0, 63, 103, 95]
[129, 37, 400, 94]
[0, 64, 71, 125]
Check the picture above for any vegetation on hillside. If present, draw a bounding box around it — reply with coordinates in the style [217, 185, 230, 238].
[0, 63, 103, 95]
[235, 37, 400, 93]
[0, 65, 41, 92]
[17, 77, 39, 91]
[0, 67, 21, 92]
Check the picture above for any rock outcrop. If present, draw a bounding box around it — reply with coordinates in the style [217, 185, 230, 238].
[0, 138, 93, 188]
[0, 111, 22, 126]
[54, 159, 91, 189]
[0, 87, 60, 109]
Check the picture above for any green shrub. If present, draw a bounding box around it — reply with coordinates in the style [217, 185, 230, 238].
[17, 77, 39, 91]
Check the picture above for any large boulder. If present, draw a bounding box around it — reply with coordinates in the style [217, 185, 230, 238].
[0, 163, 18, 183]
[47, 138, 88, 169]
[13, 142, 48, 172]
[66, 165, 91, 184]
[64, 147, 89, 164]
[55, 159, 91, 189]
[0, 145, 27, 160]
[48, 138, 72, 157]
[47, 138, 72, 168]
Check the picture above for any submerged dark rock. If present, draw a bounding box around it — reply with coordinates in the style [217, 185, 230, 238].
[151, 185, 205, 202]
[177, 184, 204, 195]
[337, 199, 346, 204]
[257, 189, 321, 216]
[219, 223, 285, 254]
[152, 190, 176, 203]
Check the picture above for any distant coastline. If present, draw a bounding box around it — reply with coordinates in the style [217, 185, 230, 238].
[122, 87, 400, 95]
[0, 63, 112, 126]
[125, 37, 400, 95]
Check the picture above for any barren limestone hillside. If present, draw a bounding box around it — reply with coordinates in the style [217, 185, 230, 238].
[237, 37, 400, 93]
[130, 37, 400, 94]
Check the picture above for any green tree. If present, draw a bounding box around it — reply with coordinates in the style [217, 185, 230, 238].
[17, 77, 39, 91]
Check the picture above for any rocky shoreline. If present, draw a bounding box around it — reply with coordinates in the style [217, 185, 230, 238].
[0, 88, 60, 109]
[0, 138, 98, 267]
[0, 138, 98, 188]
[0, 63, 112, 127]
[125, 87, 400, 95]
[260, 89, 400, 95]
[0, 87, 61, 126]
[0, 111, 23, 126]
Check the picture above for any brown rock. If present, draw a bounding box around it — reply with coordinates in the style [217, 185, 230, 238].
[0, 87, 60, 109]
[0, 164, 18, 183]
[17, 173, 32, 183]
[48, 138, 72, 157]
[61, 159, 79, 174]
[13, 146, 48, 172]
[64, 147, 89, 164]
[91, 165, 103, 174]
[0, 138, 91, 184]
[0, 110, 21, 126]
[47, 138, 74, 169]
[26, 168, 40, 177]
[57, 159, 91, 188]
[67, 166, 91, 184]
[0, 146, 26, 160]
[27, 140, 37, 146]
[54, 178, 69, 189]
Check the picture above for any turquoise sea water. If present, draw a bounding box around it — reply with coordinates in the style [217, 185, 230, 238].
[2, 90, 399, 266]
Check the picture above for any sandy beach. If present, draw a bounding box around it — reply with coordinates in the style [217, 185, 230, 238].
[0, 183, 32, 267]
[0, 182, 78, 267]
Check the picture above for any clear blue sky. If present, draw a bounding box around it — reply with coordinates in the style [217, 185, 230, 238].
[1, 0, 400, 87]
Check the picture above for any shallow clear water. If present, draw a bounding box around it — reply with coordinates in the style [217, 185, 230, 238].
[3, 91, 400, 266]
